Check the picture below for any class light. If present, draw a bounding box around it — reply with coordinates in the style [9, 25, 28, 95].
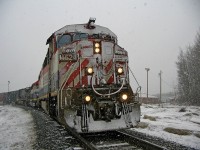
[121, 94, 128, 101]
[85, 95, 91, 102]
[117, 67, 123, 74]
[87, 67, 93, 75]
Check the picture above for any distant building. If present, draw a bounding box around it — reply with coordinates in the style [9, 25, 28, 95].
[0, 95, 3, 105]
[166, 96, 177, 104]
[139, 93, 159, 104]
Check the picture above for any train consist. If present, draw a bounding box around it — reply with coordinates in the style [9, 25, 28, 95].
[0, 88, 30, 105]
[0, 18, 140, 133]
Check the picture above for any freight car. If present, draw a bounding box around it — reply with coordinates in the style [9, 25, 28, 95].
[0, 93, 6, 105]
[0, 88, 30, 105]
[15, 88, 31, 106]
[36, 18, 141, 132]
[29, 81, 39, 107]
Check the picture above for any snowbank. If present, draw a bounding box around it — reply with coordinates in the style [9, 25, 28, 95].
[0, 105, 35, 150]
[133, 104, 200, 149]
[1, 104, 200, 149]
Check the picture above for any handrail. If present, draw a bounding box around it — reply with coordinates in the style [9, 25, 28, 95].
[91, 74, 125, 96]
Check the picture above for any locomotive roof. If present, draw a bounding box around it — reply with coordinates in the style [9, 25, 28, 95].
[46, 22, 117, 44]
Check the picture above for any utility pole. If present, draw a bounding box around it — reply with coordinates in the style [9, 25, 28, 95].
[145, 68, 150, 102]
[158, 71, 162, 107]
[8, 81, 10, 104]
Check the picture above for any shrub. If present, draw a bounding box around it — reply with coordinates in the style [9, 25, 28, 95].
[164, 127, 192, 136]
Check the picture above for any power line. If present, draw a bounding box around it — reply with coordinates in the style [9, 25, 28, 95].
[161, 78, 174, 88]
[128, 66, 140, 87]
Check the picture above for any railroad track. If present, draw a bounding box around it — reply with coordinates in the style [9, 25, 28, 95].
[20, 106, 193, 150]
[21, 106, 167, 150]
[62, 119, 166, 150]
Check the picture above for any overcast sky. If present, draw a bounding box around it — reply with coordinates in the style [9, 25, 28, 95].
[0, 0, 200, 95]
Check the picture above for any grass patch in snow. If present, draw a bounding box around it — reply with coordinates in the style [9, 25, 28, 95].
[194, 132, 200, 138]
[179, 107, 186, 112]
[143, 115, 156, 121]
[184, 113, 199, 116]
[136, 122, 149, 128]
[164, 127, 192, 136]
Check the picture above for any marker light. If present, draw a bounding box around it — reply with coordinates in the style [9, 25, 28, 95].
[85, 95, 91, 102]
[117, 67, 123, 74]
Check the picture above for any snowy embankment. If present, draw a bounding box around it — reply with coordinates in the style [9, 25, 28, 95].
[0, 105, 35, 150]
[134, 104, 200, 149]
[1, 104, 200, 149]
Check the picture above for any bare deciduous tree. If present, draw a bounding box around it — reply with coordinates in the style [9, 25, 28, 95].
[176, 30, 200, 106]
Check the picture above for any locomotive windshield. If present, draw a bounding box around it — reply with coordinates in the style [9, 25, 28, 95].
[57, 32, 116, 49]
[73, 33, 88, 41]
[57, 33, 88, 48]
[57, 34, 72, 48]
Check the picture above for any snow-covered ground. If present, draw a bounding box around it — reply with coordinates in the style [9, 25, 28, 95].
[1, 104, 200, 149]
[0, 105, 35, 150]
[134, 104, 200, 149]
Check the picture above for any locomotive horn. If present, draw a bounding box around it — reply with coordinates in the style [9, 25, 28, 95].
[86, 17, 96, 29]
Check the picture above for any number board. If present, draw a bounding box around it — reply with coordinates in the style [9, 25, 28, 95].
[59, 48, 77, 62]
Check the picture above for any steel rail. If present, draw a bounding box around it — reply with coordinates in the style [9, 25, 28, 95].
[24, 106, 165, 150]
[117, 130, 167, 150]
[61, 118, 97, 150]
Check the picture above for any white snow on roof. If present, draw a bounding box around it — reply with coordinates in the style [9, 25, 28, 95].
[0, 105, 35, 150]
[54, 24, 117, 38]
[132, 104, 200, 149]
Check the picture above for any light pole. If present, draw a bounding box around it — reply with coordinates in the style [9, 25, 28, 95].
[158, 70, 162, 107]
[145, 68, 150, 101]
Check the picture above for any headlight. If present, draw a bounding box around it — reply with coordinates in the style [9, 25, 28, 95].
[85, 95, 91, 102]
[94, 42, 101, 54]
[95, 43, 100, 48]
[87, 67, 93, 75]
[117, 67, 123, 74]
[121, 94, 128, 101]
[95, 48, 100, 53]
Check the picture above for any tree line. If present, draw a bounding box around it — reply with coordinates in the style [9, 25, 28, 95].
[176, 30, 200, 106]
